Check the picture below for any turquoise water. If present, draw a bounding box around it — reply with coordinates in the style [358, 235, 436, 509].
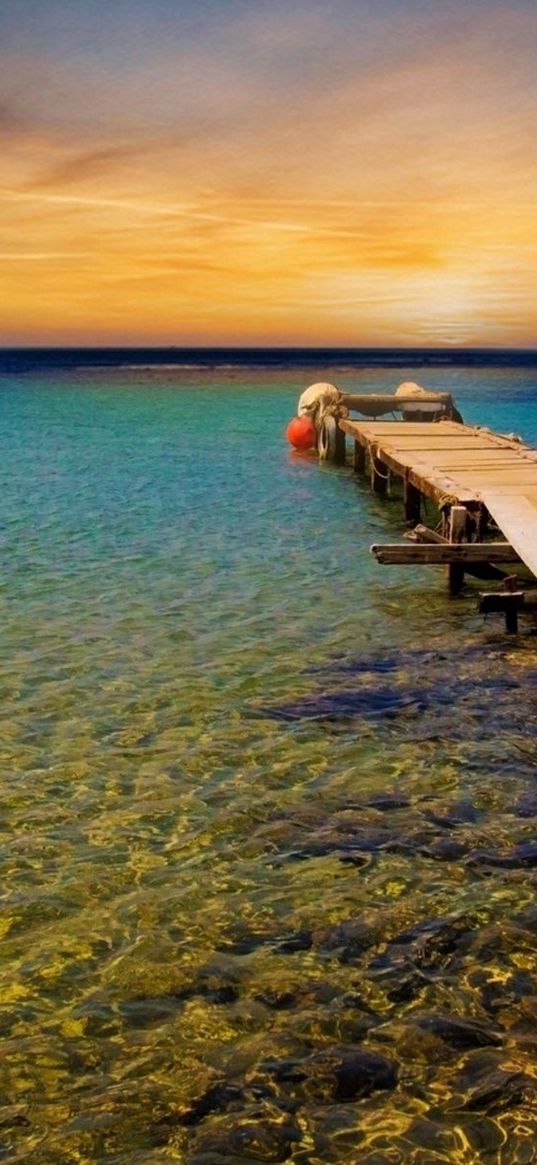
[1, 364, 537, 1164]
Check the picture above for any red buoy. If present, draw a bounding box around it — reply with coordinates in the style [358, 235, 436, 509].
[286, 415, 317, 450]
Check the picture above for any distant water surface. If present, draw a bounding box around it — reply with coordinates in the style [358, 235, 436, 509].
[1, 360, 537, 1164]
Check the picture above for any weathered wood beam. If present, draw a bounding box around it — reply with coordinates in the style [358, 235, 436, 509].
[405, 522, 508, 580]
[339, 424, 478, 507]
[448, 504, 468, 595]
[371, 543, 522, 565]
[340, 393, 452, 414]
[373, 445, 477, 507]
[406, 523, 447, 545]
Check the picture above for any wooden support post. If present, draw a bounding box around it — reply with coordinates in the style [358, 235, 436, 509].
[478, 591, 524, 633]
[506, 603, 520, 634]
[476, 505, 489, 542]
[353, 439, 366, 474]
[371, 455, 389, 495]
[334, 423, 347, 466]
[404, 479, 421, 525]
[448, 505, 468, 595]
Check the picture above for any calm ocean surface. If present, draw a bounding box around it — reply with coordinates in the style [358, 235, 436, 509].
[1, 358, 537, 1164]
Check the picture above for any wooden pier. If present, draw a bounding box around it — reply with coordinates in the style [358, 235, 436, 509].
[338, 416, 537, 631]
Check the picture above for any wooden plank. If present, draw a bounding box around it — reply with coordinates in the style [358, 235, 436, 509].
[475, 485, 537, 496]
[433, 457, 531, 467]
[361, 447, 478, 504]
[361, 435, 505, 444]
[374, 445, 536, 461]
[450, 470, 537, 479]
[339, 419, 537, 459]
[406, 457, 537, 471]
[375, 444, 524, 455]
[352, 434, 474, 443]
[385, 461, 537, 479]
[371, 542, 522, 565]
[480, 492, 537, 578]
[381, 456, 537, 488]
[447, 459, 537, 468]
[407, 524, 446, 545]
[360, 449, 478, 504]
[340, 420, 462, 436]
[446, 479, 537, 490]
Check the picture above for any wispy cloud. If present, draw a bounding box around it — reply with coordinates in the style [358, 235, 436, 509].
[21, 145, 146, 191]
[0, 251, 93, 260]
[0, 187, 373, 240]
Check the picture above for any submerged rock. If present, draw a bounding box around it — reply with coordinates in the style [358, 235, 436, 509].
[0, 1108, 31, 1131]
[366, 793, 411, 812]
[309, 1046, 398, 1102]
[216, 934, 272, 957]
[274, 930, 312, 954]
[462, 1069, 535, 1113]
[253, 987, 297, 1011]
[256, 1044, 398, 1104]
[513, 791, 537, 818]
[385, 968, 429, 1004]
[257, 684, 428, 724]
[313, 917, 379, 961]
[291, 1004, 377, 1044]
[461, 921, 537, 963]
[422, 837, 468, 861]
[423, 799, 480, 828]
[514, 905, 537, 934]
[372, 913, 475, 977]
[118, 996, 184, 1029]
[449, 1049, 537, 1114]
[188, 1105, 302, 1163]
[179, 1082, 246, 1127]
[412, 1013, 503, 1050]
[466, 842, 537, 868]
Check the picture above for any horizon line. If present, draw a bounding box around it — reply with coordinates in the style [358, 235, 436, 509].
[2, 344, 537, 353]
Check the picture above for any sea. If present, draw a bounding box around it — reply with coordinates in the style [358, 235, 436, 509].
[1, 348, 537, 1164]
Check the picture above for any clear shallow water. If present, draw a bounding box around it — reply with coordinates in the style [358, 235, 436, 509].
[1, 364, 537, 1164]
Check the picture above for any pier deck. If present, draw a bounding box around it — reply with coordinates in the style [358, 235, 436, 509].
[339, 417, 537, 578]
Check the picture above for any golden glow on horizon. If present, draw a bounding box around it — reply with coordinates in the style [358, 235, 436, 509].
[1, 1, 536, 346]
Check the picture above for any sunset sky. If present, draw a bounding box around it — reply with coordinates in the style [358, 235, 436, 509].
[1, 0, 536, 347]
